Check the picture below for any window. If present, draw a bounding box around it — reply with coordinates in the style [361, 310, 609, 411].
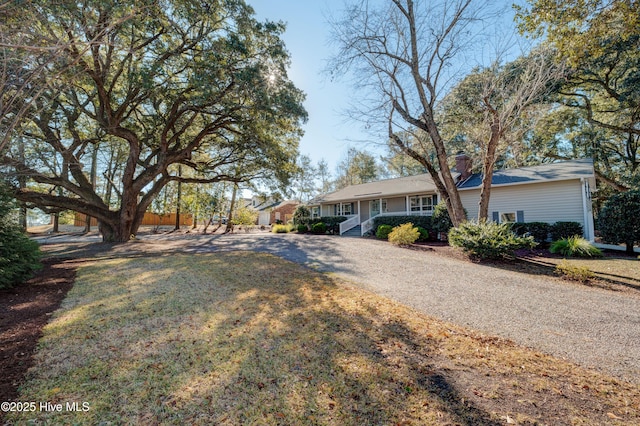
[370, 199, 388, 217]
[311, 207, 320, 218]
[335, 203, 353, 216]
[410, 195, 437, 212]
[500, 212, 516, 223]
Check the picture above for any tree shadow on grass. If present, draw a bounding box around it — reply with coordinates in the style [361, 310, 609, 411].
[10, 252, 504, 425]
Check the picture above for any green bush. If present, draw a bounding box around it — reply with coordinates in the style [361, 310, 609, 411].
[296, 224, 308, 233]
[550, 236, 602, 257]
[555, 260, 594, 283]
[550, 221, 583, 241]
[431, 201, 454, 235]
[416, 226, 430, 242]
[311, 222, 327, 234]
[511, 222, 551, 244]
[373, 215, 432, 232]
[598, 189, 640, 255]
[311, 216, 347, 234]
[292, 205, 311, 226]
[388, 223, 420, 246]
[376, 224, 394, 240]
[0, 185, 42, 288]
[448, 220, 536, 259]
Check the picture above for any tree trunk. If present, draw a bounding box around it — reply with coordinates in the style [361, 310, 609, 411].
[225, 183, 238, 233]
[52, 213, 59, 233]
[478, 117, 501, 221]
[174, 165, 182, 231]
[626, 240, 636, 256]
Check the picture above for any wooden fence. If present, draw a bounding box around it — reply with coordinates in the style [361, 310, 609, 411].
[74, 212, 193, 227]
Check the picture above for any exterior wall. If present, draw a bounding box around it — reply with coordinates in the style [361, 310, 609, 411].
[270, 203, 298, 224]
[386, 197, 406, 212]
[459, 180, 587, 231]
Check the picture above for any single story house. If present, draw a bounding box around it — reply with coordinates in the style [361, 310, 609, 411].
[307, 155, 596, 240]
[246, 196, 299, 225]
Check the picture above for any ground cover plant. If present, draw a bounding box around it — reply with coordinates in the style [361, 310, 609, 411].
[7, 251, 640, 425]
[550, 236, 602, 257]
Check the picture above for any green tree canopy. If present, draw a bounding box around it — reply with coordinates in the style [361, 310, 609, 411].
[1, 0, 306, 242]
[517, 0, 640, 188]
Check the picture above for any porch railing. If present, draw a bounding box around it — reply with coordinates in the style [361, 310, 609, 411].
[339, 215, 360, 235]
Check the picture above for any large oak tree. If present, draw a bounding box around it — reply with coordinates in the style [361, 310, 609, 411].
[1, 0, 306, 242]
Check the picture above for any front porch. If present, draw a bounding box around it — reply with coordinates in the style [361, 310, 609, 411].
[312, 193, 438, 236]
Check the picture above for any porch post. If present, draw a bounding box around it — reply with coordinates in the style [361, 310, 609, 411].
[357, 200, 361, 222]
[406, 196, 410, 215]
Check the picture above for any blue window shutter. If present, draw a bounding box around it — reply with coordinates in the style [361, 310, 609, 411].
[492, 211, 499, 222]
[516, 210, 525, 222]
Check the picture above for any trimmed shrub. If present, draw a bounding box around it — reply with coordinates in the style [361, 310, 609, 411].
[416, 226, 430, 242]
[271, 223, 294, 233]
[0, 185, 42, 288]
[511, 222, 551, 244]
[550, 236, 602, 258]
[555, 260, 594, 283]
[550, 221, 583, 241]
[373, 215, 432, 232]
[292, 205, 311, 226]
[311, 222, 327, 234]
[376, 224, 394, 240]
[431, 201, 454, 235]
[296, 224, 308, 233]
[388, 223, 420, 246]
[448, 220, 536, 259]
[598, 189, 640, 255]
[311, 216, 347, 234]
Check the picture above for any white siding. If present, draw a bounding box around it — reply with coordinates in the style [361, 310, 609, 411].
[459, 180, 586, 227]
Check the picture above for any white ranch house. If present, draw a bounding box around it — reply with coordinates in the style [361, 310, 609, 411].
[307, 155, 596, 240]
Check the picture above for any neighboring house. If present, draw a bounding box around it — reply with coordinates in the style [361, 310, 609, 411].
[269, 200, 298, 224]
[307, 155, 596, 240]
[247, 196, 299, 225]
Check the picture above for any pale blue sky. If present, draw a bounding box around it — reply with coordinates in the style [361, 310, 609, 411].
[250, 1, 528, 179]
[251, 0, 371, 174]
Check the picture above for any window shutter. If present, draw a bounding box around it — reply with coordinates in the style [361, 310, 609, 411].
[516, 210, 525, 222]
[492, 211, 499, 222]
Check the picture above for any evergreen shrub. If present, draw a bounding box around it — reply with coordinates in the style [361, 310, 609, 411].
[311, 222, 327, 234]
[388, 223, 420, 246]
[376, 224, 393, 240]
[448, 220, 536, 259]
[550, 221, 583, 241]
[0, 185, 42, 288]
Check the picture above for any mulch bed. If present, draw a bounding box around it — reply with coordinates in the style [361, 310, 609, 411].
[0, 258, 77, 407]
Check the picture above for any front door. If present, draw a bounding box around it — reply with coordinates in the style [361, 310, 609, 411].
[370, 200, 380, 218]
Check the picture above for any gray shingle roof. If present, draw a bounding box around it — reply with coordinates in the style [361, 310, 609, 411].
[309, 173, 445, 204]
[308, 158, 595, 204]
[457, 158, 595, 189]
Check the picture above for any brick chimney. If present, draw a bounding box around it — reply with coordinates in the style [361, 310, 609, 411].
[455, 152, 472, 181]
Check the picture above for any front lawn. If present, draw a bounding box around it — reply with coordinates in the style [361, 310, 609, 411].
[8, 252, 640, 424]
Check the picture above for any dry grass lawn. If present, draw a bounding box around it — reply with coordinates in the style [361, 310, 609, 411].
[8, 252, 640, 425]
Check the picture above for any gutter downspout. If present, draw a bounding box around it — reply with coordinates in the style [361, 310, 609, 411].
[581, 178, 595, 242]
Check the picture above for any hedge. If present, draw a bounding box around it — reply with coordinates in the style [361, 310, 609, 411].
[373, 215, 432, 232]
